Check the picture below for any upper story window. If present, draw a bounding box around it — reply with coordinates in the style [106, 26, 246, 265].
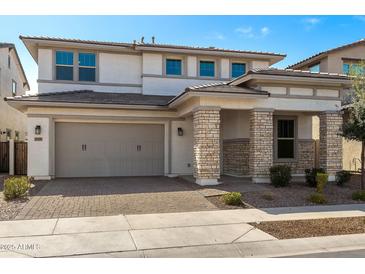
[231, 63, 246, 78]
[56, 51, 74, 81]
[199, 60, 215, 77]
[166, 59, 182, 76]
[343, 63, 364, 75]
[78, 53, 96, 82]
[276, 118, 296, 160]
[8, 55, 11, 69]
[11, 80, 17, 96]
[308, 63, 320, 73]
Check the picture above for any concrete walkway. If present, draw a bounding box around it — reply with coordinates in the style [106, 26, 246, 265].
[0, 204, 365, 258]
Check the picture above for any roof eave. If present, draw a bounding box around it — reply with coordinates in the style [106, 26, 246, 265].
[230, 73, 352, 87]
[5, 98, 171, 112]
[168, 90, 269, 108]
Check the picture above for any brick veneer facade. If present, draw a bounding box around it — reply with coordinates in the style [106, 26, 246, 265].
[276, 140, 315, 174]
[193, 108, 220, 185]
[223, 138, 250, 176]
[249, 109, 273, 181]
[319, 111, 343, 176]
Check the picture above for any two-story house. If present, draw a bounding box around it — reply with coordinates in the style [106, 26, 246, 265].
[288, 39, 365, 172]
[6, 36, 350, 185]
[0, 43, 29, 142]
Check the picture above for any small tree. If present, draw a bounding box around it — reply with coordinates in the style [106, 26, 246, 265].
[342, 62, 365, 190]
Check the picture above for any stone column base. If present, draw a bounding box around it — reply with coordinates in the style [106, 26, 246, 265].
[195, 178, 221, 186]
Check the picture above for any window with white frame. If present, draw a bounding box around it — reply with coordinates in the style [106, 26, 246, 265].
[55, 51, 74, 81]
[166, 59, 182, 75]
[199, 60, 215, 77]
[78, 52, 96, 81]
[276, 118, 296, 160]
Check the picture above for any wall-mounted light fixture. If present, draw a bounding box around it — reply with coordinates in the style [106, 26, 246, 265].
[177, 127, 184, 136]
[35, 125, 41, 135]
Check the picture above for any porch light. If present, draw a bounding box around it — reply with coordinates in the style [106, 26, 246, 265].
[35, 125, 41, 135]
[177, 127, 184, 136]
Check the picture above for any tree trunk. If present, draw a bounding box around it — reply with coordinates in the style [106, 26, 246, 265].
[361, 141, 365, 190]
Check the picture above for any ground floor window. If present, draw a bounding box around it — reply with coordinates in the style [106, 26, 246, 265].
[275, 118, 296, 160]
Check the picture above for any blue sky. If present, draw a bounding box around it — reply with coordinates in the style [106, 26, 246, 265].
[1, 15, 365, 92]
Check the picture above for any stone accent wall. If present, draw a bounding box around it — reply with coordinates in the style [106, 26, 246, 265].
[249, 109, 273, 178]
[319, 111, 343, 176]
[276, 140, 315, 174]
[223, 139, 250, 176]
[193, 108, 220, 181]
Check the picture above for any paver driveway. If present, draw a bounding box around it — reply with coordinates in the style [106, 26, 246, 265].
[15, 177, 217, 220]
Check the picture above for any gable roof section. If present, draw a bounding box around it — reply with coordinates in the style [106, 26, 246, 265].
[287, 39, 365, 69]
[229, 68, 350, 86]
[0, 43, 30, 91]
[20, 35, 286, 65]
[186, 82, 268, 94]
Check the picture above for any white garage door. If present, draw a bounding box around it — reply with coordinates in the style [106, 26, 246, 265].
[55, 123, 164, 177]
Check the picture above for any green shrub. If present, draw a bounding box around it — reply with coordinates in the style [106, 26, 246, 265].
[335, 170, 352, 187]
[269, 165, 292, 187]
[352, 190, 365, 201]
[305, 168, 325, 187]
[222, 192, 242, 206]
[3, 176, 31, 200]
[316, 173, 329, 193]
[309, 193, 327, 204]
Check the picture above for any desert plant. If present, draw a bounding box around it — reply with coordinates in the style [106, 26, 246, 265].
[269, 165, 292, 187]
[316, 173, 329, 193]
[352, 190, 365, 201]
[305, 168, 325, 187]
[309, 193, 327, 204]
[335, 170, 352, 187]
[222, 192, 242, 206]
[3, 176, 31, 200]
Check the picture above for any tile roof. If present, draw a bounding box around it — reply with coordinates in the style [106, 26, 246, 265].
[5, 90, 174, 106]
[186, 82, 268, 95]
[287, 39, 365, 69]
[244, 68, 350, 80]
[19, 35, 286, 57]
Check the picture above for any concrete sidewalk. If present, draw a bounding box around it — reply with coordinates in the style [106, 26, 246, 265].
[0, 204, 364, 258]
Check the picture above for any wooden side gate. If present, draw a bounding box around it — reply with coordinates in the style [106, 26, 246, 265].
[14, 142, 27, 175]
[0, 142, 9, 173]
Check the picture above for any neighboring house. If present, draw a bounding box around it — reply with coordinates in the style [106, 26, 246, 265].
[288, 39, 365, 172]
[0, 43, 30, 142]
[5, 36, 351, 185]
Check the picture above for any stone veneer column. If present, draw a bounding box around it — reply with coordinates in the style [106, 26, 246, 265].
[193, 107, 220, 185]
[319, 111, 343, 180]
[249, 109, 274, 183]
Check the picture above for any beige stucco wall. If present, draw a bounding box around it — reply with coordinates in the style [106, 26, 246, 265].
[0, 48, 27, 141]
[343, 139, 362, 171]
[170, 117, 193, 175]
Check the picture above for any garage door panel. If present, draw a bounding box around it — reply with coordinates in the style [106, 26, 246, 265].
[55, 123, 164, 177]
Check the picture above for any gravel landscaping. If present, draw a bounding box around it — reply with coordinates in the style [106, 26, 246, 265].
[0, 176, 47, 221]
[251, 217, 365, 239]
[206, 195, 250, 209]
[242, 175, 365, 208]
